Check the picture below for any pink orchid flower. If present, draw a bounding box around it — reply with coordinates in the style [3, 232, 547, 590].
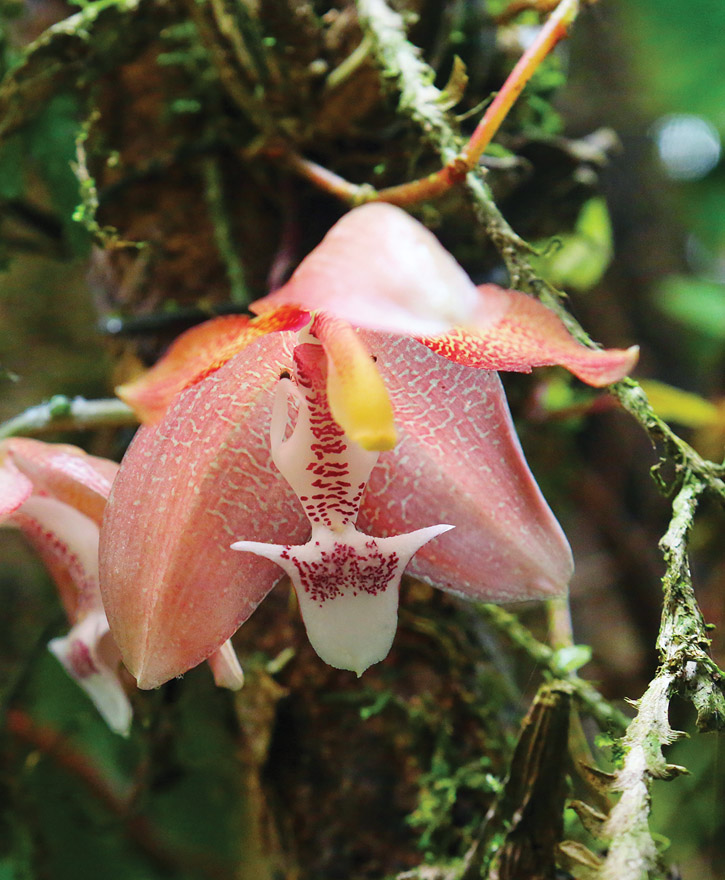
[101, 205, 637, 688]
[1, 438, 243, 735]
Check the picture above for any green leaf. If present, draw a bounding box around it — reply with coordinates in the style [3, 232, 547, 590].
[552, 644, 593, 675]
[639, 379, 720, 429]
[532, 197, 614, 291]
[656, 275, 725, 339]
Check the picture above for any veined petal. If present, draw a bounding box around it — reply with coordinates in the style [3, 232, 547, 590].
[311, 313, 397, 451]
[0, 450, 33, 520]
[252, 204, 487, 336]
[3, 438, 117, 525]
[12, 495, 104, 621]
[358, 333, 574, 601]
[117, 306, 310, 424]
[100, 331, 308, 690]
[418, 284, 638, 387]
[48, 611, 133, 737]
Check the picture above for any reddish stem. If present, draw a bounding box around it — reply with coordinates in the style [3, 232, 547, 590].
[460, 0, 579, 167]
[275, 0, 580, 208]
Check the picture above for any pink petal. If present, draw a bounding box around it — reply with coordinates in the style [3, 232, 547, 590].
[418, 284, 639, 387]
[12, 495, 104, 621]
[117, 306, 310, 424]
[99, 332, 309, 690]
[0, 450, 33, 520]
[4, 438, 118, 525]
[358, 333, 574, 601]
[252, 204, 489, 336]
[207, 640, 245, 690]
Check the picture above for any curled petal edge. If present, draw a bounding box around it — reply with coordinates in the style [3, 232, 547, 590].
[117, 306, 310, 424]
[418, 285, 638, 387]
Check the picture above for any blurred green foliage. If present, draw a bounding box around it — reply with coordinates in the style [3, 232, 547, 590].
[532, 196, 613, 291]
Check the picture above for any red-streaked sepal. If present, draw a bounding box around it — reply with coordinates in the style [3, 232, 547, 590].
[0, 454, 32, 519]
[233, 523, 452, 675]
[117, 306, 310, 424]
[419, 284, 638, 387]
[15, 496, 106, 621]
[13, 494, 133, 736]
[359, 333, 574, 601]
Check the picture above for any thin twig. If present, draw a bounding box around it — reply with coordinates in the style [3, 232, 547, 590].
[477, 604, 630, 733]
[201, 156, 251, 305]
[274, 0, 580, 209]
[0, 397, 137, 440]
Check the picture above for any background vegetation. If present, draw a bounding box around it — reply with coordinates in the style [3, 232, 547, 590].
[1, 1, 723, 879]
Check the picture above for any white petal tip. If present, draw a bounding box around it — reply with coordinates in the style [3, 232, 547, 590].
[297, 583, 399, 676]
[208, 639, 245, 691]
[231, 540, 287, 563]
[48, 636, 133, 737]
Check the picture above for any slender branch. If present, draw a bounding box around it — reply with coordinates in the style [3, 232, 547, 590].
[600, 477, 725, 880]
[477, 604, 630, 733]
[0, 397, 137, 440]
[279, 150, 370, 203]
[201, 156, 251, 305]
[274, 0, 580, 209]
[461, 0, 579, 167]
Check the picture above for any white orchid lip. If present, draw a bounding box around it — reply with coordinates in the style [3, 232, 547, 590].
[232, 338, 452, 675]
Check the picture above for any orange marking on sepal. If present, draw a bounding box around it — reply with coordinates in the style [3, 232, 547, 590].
[418, 285, 638, 387]
[311, 313, 397, 451]
[116, 306, 310, 424]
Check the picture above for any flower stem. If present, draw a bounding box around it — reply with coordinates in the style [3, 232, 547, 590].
[276, 0, 581, 209]
[461, 0, 579, 168]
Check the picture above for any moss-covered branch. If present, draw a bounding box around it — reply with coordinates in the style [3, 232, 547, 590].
[599, 477, 724, 879]
[0, 0, 176, 145]
[477, 604, 630, 733]
[0, 396, 136, 440]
